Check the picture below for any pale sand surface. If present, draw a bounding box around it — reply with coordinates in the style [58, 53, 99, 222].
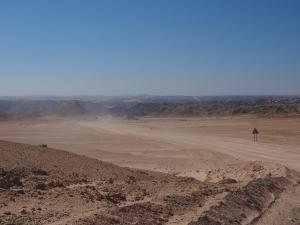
[0, 116, 300, 224]
[0, 116, 299, 180]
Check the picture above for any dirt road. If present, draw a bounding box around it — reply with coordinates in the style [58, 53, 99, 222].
[0, 116, 299, 179]
[80, 117, 300, 170]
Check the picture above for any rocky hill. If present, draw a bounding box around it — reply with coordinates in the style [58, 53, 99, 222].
[0, 100, 105, 120]
[1, 96, 300, 120]
[111, 98, 300, 117]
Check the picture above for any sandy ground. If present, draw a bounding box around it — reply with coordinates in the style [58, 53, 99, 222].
[0, 116, 299, 180]
[0, 140, 299, 225]
[256, 184, 300, 225]
[0, 116, 300, 224]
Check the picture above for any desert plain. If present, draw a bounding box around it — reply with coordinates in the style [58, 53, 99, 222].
[0, 115, 300, 225]
[0, 116, 299, 176]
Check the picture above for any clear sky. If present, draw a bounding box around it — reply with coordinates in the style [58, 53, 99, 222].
[0, 0, 299, 96]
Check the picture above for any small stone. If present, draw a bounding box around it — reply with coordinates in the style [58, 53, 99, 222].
[20, 209, 27, 215]
[35, 182, 46, 190]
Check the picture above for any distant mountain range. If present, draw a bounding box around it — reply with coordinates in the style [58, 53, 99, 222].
[0, 96, 299, 120]
[0, 100, 104, 120]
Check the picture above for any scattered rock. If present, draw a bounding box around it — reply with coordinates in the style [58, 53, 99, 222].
[105, 193, 126, 204]
[31, 167, 48, 176]
[4, 211, 11, 215]
[0, 168, 24, 189]
[35, 182, 47, 190]
[20, 209, 27, 215]
[37, 144, 48, 148]
[219, 178, 238, 184]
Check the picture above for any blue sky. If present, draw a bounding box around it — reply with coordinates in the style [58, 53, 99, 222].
[0, 0, 299, 96]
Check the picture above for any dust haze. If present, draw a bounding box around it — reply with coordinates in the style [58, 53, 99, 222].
[0, 96, 300, 224]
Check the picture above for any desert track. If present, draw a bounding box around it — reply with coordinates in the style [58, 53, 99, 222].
[80, 117, 300, 170]
[0, 116, 299, 178]
[0, 117, 300, 224]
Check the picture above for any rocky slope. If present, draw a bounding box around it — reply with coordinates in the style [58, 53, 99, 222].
[0, 140, 299, 225]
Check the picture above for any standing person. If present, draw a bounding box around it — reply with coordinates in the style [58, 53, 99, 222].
[252, 128, 259, 142]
